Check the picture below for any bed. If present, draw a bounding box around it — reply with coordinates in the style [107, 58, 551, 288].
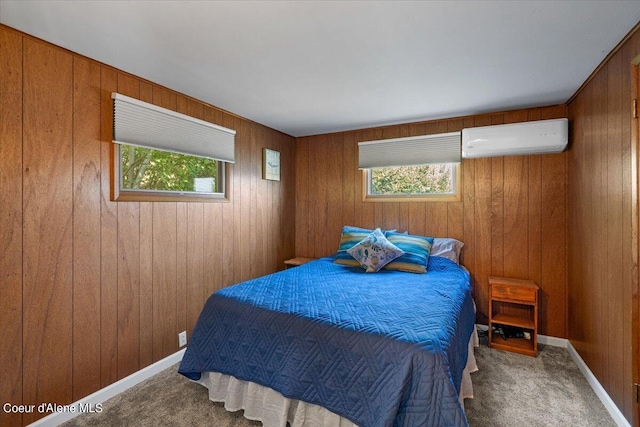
[179, 242, 477, 427]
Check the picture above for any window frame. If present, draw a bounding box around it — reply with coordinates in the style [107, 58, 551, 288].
[111, 143, 230, 203]
[362, 163, 461, 203]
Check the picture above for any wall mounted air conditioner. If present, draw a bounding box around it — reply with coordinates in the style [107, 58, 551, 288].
[461, 118, 568, 158]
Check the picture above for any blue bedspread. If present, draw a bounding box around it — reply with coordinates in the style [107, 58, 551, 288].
[179, 256, 475, 427]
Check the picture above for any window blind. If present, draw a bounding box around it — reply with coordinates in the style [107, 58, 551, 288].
[358, 132, 461, 169]
[112, 93, 236, 163]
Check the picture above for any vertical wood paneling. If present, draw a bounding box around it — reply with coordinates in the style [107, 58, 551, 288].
[328, 133, 344, 250]
[605, 52, 624, 406]
[222, 112, 236, 285]
[138, 198, 154, 368]
[491, 162, 504, 277]
[152, 203, 177, 360]
[316, 135, 330, 255]
[527, 154, 542, 290]
[342, 131, 356, 229]
[295, 106, 568, 334]
[1, 25, 296, 425]
[353, 130, 364, 229]
[100, 66, 119, 388]
[115, 72, 141, 380]
[281, 130, 296, 260]
[567, 28, 640, 425]
[623, 40, 638, 425]
[423, 202, 444, 236]
[474, 156, 493, 324]
[203, 201, 223, 295]
[0, 27, 23, 427]
[72, 57, 102, 398]
[186, 202, 204, 333]
[249, 123, 259, 276]
[541, 153, 567, 338]
[502, 156, 528, 278]
[296, 137, 311, 256]
[116, 200, 140, 379]
[595, 69, 607, 381]
[238, 118, 252, 281]
[22, 38, 74, 424]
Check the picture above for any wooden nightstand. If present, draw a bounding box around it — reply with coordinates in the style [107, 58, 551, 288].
[488, 276, 539, 357]
[284, 257, 315, 269]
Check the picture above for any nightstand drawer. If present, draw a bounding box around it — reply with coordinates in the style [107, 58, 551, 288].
[491, 284, 536, 303]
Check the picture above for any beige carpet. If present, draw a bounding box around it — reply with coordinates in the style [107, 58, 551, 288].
[63, 338, 616, 427]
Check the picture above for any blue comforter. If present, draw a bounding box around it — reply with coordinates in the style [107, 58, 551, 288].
[179, 256, 475, 427]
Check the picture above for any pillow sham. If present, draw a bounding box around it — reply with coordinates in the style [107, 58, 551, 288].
[430, 238, 464, 264]
[347, 228, 404, 273]
[383, 231, 434, 273]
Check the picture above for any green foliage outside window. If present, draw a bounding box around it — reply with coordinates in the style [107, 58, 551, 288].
[370, 164, 454, 195]
[120, 145, 220, 193]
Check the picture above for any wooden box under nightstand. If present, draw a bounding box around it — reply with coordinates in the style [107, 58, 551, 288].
[488, 276, 539, 357]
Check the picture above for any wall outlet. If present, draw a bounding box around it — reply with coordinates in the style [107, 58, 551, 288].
[178, 331, 187, 347]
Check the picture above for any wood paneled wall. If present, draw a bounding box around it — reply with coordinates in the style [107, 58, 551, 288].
[567, 27, 640, 424]
[296, 105, 568, 338]
[0, 25, 295, 426]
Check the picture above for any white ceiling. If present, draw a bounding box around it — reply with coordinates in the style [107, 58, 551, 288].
[1, 1, 639, 137]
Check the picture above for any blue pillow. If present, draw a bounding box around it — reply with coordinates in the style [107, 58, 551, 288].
[383, 232, 434, 273]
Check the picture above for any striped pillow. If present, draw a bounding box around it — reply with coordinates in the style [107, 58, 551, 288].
[334, 226, 376, 267]
[383, 231, 434, 273]
[334, 225, 397, 267]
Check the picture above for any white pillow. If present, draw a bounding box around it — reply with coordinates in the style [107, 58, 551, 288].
[430, 238, 464, 264]
[347, 229, 404, 273]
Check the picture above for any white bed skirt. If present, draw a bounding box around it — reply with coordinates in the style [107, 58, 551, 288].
[195, 326, 479, 427]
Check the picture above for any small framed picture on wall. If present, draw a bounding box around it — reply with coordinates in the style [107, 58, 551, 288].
[263, 148, 281, 181]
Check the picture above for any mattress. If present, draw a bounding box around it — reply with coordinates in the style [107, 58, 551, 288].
[179, 256, 475, 427]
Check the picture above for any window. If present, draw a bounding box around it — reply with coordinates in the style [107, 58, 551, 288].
[358, 132, 461, 202]
[116, 144, 225, 200]
[365, 163, 459, 201]
[111, 93, 235, 202]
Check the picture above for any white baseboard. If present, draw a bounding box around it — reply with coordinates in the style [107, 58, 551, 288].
[476, 324, 630, 427]
[566, 342, 631, 427]
[537, 333, 568, 348]
[28, 349, 186, 427]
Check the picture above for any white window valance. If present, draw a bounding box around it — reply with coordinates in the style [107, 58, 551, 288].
[358, 132, 461, 169]
[112, 93, 236, 163]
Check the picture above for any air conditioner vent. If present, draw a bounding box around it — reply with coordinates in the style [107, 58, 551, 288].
[462, 118, 568, 159]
